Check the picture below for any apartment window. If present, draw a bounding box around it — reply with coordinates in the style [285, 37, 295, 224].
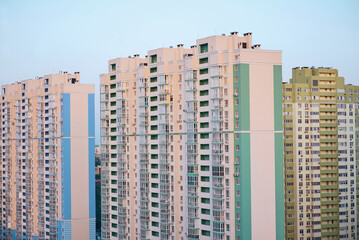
[199, 68, 208, 75]
[150, 67, 157, 73]
[199, 57, 208, 64]
[150, 77, 157, 83]
[201, 187, 210, 193]
[200, 133, 209, 139]
[201, 155, 209, 160]
[200, 101, 209, 107]
[202, 230, 210, 236]
[200, 79, 208, 85]
[234, 65, 239, 71]
[150, 54, 157, 63]
[201, 208, 210, 215]
[150, 87, 157, 92]
[200, 122, 209, 128]
[235, 76, 238, 82]
[200, 111, 209, 117]
[199, 43, 208, 53]
[110, 75, 116, 80]
[201, 198, 210, 204]
[200, 90, 209, 96]
[201, 176, 210, 182]
[201, 219, 210, 225]
[110, 64, 116, 71]
[200, 165, 210, 171]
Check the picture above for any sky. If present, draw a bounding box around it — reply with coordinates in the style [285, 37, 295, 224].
[0, 0, 358, 144]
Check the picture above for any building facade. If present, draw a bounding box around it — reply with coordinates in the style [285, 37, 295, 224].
[100, 32, 284, 240]
[0, 73, 96, 239]
[283, 67, 358, 239]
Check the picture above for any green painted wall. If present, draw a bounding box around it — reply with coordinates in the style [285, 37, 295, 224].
[275, 133, 284, 240]
[234, 64, 251, 240]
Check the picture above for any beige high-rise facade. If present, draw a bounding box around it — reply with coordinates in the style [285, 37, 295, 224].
[100, 32, 284, 240]
[283, 67, 358, 240]
[0, 72, 96, 239]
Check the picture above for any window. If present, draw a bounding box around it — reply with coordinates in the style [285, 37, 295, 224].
[199, 68, 208, 75]
[110, 64, 116, 71]
[150, 67, 157, 73]
[150, 77, 157, 83]
[202, 230, 210, 236]
[110, 75, 116, 80]
[200, 165, 210, 171]
[200, 79, 208, 85]
[201, 176, 210, 182]
[201, 155, 209, 160]
[201, 219, 210, 225]
[200, 90, 209, 96]
[201, 187, 210, 193]
[199, 43, 208, 53]
[199, 57, 208, 64]
[201, 208, 210, 215]
[150, 54, 157, 63]
[200, 111, 209, 117]
[201, 198, 210, 204]
[200, 133, 209, 139]
[200, 122, 209, 128]
[200, 101, 209, 107]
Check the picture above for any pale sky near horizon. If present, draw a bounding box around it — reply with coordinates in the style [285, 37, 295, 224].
[0, 0, 358, 144]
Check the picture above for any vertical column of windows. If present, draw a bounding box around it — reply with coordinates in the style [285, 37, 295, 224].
[100, 82, 111, 239]
[185, 70, 199, 240]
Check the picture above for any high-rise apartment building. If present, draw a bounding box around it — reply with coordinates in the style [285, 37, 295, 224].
[283, 67, 358, 239]
[100, 32, 284, 240]
[0, 73, 96, 239]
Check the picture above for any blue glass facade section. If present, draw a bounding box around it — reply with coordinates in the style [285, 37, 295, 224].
[62, 94, 71, 137]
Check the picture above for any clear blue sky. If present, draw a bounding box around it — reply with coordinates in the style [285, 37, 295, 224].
[1, 0, 358, 144]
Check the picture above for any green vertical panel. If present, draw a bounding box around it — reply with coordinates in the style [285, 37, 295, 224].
[273, 65, 283, 131]
[240, 133, 251, 240]
[275, 133, 284, 240]
[239, 64, 250, 131]
[234, 64, 251, 240]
